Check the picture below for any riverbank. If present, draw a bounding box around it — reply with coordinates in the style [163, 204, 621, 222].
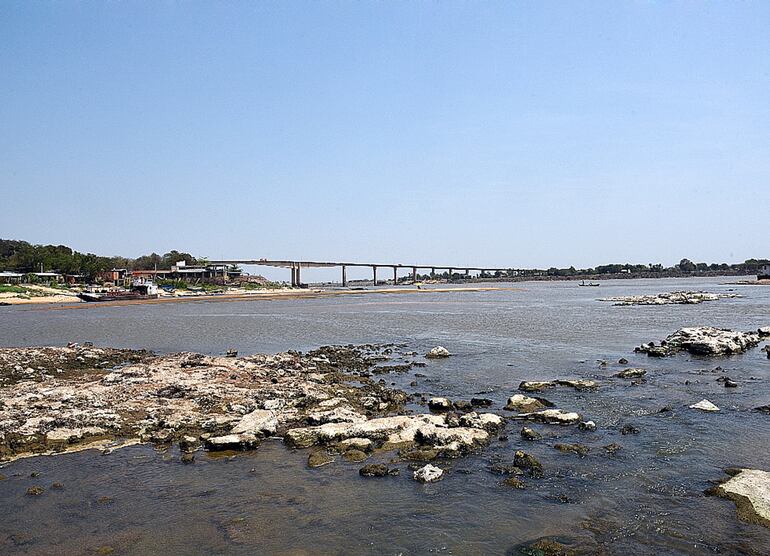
[0, 285, 518, 309]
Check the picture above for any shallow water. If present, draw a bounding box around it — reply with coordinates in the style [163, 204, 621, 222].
[1, 277, 770, 554]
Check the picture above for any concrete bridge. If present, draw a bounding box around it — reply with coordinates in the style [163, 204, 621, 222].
[208, 259, 515, 287]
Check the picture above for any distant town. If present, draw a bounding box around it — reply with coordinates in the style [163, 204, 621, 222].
[1, 238, 769, 290]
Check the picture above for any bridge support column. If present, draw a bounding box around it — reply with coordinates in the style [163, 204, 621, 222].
[290, 266, 296, 287]
[372, 266, 377, 286]
[465, 269, 469, 278]
[412, 267, 417, 282]
[342, 266, 347, 287]
[448, 268, 453, 281]
[431, 268, 435, 279]
[296, 265, 301, 286]
[393, 266, 397, 285]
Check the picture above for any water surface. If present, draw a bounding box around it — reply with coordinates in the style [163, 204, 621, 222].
[1, 278, 769, 554]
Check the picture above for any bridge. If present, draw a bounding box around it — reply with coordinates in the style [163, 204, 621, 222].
[208, 259, 515, 287]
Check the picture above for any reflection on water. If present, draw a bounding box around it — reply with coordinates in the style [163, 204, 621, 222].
[1, 278, 770, 554]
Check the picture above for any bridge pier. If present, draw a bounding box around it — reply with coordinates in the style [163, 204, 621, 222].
[448, 268, 453, 281]
[342, 265, 347, 287]
[431, 268, 435, 279]
[372, 266, 377, 286]
[296, 265, 301, 286]
[412, 267, 417, 282]
[393, 266, 398, 285]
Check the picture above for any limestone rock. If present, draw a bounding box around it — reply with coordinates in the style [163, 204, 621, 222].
[635, 327, 764, 357]
[425, 346, 451, 358]
[231, 409, 278, 436]
[690, 399, 720, 412]
[204, 433, 259, 451]
[513, 409, 581, 425]
[413, 463, 443, 483]
[716, 469, 770, 528]
[505, 394, 548, 412]
[614, 368, 646, 379]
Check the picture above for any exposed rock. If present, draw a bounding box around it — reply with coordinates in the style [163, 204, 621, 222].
[425, 346, 451, 358]
[452, 400, 473, 411]
[342, 449, 368, 463]
[231, 409, 278, 436]
[716, 469, 770, 527]
[601, 291, 740, 306]
[428, 397, 452, 411]
[618, 358, 628, 365]
[514, 450, 543, 478]
[554, 443, 590, 457]
[26, 485, 45, 496]
[337, 437, 373, 453]
[470, 398, 493, 407]
[759, 326, 770, 337]
[635, 327, 764, 357]
[413, 463, 444, 483]
[458, 412, 504, 432]
[578, 420, 596, 431]
[519, 379, 597, 392]
[690, 399, 720, 412]
[307, 450, 335, 468]
[180, 452, 195, 464]
[204, 434, 259, 451]
[512, 409, 581, 425]
[614, 368, 646, 379]
[604, 443, 622, 454]
[503, 476, 525, 489]
[306, 407, 367, 425]
[620, 424, 640, 435]
[399, 447, 439, 461]
[520, 427, 542, 441]
[755, 405, 770, 414]
[505, 394, 549, 412]
[179, 436, 199, 453]
[359, 463, 398, 477]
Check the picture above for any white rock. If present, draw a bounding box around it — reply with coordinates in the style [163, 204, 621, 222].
[426, 346, 451, 358]
[306, 407, 367, 425]
[204, 433, 259, 451]
[413, 463, 444, 483]
[231, 409, 278, 435]
[458, 412, 504, 432]
[46, 427, 106, 443]
[690, 399, 720, 412]
[513, 408, 581, 425]
[717, 469, 770, 527]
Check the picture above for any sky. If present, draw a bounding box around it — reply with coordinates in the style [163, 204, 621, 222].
[2, 2, 769, 282]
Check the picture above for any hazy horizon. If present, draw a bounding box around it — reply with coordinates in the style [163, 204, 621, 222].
[3, 2, 769, 279]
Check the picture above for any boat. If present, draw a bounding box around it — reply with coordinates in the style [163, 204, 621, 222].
[78, 280, 160, 302]
[579, 280, 600, 287]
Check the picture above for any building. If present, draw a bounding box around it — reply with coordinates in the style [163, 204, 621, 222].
[759, 264, 770, 280]
[0, 271, 24, 284]
[98, 268, 129, 285]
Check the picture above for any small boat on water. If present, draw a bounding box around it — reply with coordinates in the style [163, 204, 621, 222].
[78, 280, 160, 302]
[579, 280, 600, 287]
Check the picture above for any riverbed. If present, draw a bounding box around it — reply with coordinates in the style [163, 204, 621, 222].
[1, 277, 769, 554]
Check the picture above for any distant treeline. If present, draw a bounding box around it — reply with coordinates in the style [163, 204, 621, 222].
[0, 239, 767, 281]
[0, 239, 199, 278]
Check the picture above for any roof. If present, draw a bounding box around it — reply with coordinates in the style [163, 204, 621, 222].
[0, 271, 24, 278]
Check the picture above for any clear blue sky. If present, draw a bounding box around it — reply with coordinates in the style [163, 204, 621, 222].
[2, 2, 769, 281]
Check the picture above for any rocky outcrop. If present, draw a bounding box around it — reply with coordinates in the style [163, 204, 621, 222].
[428, 397, 452, 411]
[614, 368, 646, 379]
[413, 463, 443, 483]
[425, 346, 451, 358]
[519, 379, 598, 392]
[511, 409, 581, 425]
[690, 399, 720, 412]
[600, 291, 740, 306]
[635, 327, 766, 357]
[504, 394, 551, 412]
[0, 344, 410, 461]
[715, 469, 770, 528]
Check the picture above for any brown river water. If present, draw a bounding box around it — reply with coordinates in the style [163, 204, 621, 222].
[1, 277, 769, 555]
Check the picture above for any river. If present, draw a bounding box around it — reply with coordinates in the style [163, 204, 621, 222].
[1, 277, 769, 554]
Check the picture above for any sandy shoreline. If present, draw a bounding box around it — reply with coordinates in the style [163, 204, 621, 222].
[1, 285, 519, 309]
